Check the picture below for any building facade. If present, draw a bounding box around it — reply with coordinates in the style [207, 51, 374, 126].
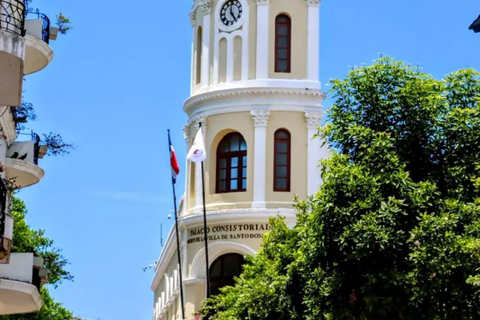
[151, 0, 326, 318]
[0, 1, 59, 315]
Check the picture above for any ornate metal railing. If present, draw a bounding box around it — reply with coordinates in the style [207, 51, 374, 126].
[25, 7, 50, 44]
[0, 0, 26, 36]
[32, 132, 39, 165]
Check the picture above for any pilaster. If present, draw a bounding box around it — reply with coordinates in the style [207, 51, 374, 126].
[251, 110, 270, 208]
[305, 112, 323, 195]
[306, 0, 320, 82]
[201, 0, 212, 87]
[255, 0, 270, 79]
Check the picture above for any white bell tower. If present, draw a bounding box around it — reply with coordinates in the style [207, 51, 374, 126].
[152, 1, 327, 319]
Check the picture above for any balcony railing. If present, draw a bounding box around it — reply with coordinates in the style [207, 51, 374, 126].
[26, 8, 49, 43]
[32, 132, 39, 165]
[0, 0, 26, 36]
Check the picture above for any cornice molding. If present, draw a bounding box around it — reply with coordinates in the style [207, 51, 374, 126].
[255, 0, 270, 4]
[251, 110, 270, 127]
[305, 112, 323, 129]
[185, 87, 326, 112]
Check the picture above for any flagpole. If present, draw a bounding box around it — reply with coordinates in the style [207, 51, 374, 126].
[167, 130, 186, 320]
[197, 123, 211, 299]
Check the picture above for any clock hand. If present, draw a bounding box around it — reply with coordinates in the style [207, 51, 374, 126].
[229, 6, 234, 21]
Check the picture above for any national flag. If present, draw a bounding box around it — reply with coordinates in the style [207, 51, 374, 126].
[168, 132, 180, 184]
[187, 129, 207, 163]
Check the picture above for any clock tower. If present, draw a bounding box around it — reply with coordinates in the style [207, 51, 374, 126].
[151, 0, 327, 319]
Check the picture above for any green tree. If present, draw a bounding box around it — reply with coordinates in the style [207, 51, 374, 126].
[199, 58, 480, 319]
[0, 197, 75, 320]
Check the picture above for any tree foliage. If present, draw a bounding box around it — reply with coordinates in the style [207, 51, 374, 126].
[199, 58, 480, 319]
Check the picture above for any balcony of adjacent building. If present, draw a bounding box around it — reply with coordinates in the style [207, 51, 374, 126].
[0, 252, 48, 315]
[5, 132, 46, 188]
[0, 0, 26, 107]
[24, 5, 58, 75]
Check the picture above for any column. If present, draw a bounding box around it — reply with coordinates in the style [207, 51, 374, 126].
[189, 11, 197, 94]
[305, 112, 325, 195]
[306, 0, 321, 82]
[226, 36, 234, 82]
[255, 0, 270, 79]
[201, 0, 212, 87]
[251, 110, 270, 208]
[182, 124, 190, 214]
[195, 116, 207, 212]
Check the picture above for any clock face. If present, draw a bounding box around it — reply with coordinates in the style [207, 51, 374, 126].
[220, 0, 243, 26]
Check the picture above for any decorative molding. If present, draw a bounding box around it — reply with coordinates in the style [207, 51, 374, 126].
[250, 110, 270, 127]
[306, 0, 321, 6]
[185, 87, 326, 112]
[201, 0, 212, 14]
[305, 112, 323, 129]
[195, 116, 207, 132]
[255, 0, 270, 4]
[182, 125, 190, 142]
[188, 11, 196, 27]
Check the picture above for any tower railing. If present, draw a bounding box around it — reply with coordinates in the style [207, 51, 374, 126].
[0, 0, 26, 36]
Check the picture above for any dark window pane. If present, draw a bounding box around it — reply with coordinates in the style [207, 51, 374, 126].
[220, 141, 229, 152]
[231, 180, 238, 190]
[242, 179, 247, 190]
[277, 60, 288, 72]
[276, 166, 287, 178]
[276, 15, 289, 23]
[242, 167, 247, 178]
[220, 169, 227, 180]
[231, 168, 238, 179]
[230, 135, 240, 151]
[231, 157, 238, 167]
[219, 181, 226, 192]
[276, 154, 287, 165]
[220, 158, 227, 169]
[276, 142, 288, 153]
[243, 156, 247, 165]
[276, 130, 289, 139]
[224, 256, 242, 276]
[240, 139, 247, 151]
[275, 178, 287, 190]
[210, 261, 222, 277]
[277, 37, 288, 48]
[277, 25, 288, 36]
[277, 48, 288, 59]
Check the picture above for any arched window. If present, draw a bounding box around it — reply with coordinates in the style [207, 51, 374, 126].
[196, 26, 203, 84]
[275, 14, 291, 73]
[209, 253, 245, 296]
[274, 129, 291, 191]
[216, 133, 247, 193]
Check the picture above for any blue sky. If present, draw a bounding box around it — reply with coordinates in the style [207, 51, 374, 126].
[16, 0, 480, 319]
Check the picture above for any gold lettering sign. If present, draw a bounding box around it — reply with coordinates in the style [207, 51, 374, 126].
[187, 223, 271, 244]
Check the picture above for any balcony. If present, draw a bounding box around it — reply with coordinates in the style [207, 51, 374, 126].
[0, 253, 48, 315]
[24, 9, 56, 75]
[0, 0, 26, 106]
[5, 133, 45, 188]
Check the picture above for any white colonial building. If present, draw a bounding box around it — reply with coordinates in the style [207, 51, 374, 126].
[0, 0, 60, 315]
[151, 0, 327, 319]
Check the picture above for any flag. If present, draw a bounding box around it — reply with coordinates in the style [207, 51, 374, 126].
[187, 129, 207, 163]
[168, 132, 180, 184]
